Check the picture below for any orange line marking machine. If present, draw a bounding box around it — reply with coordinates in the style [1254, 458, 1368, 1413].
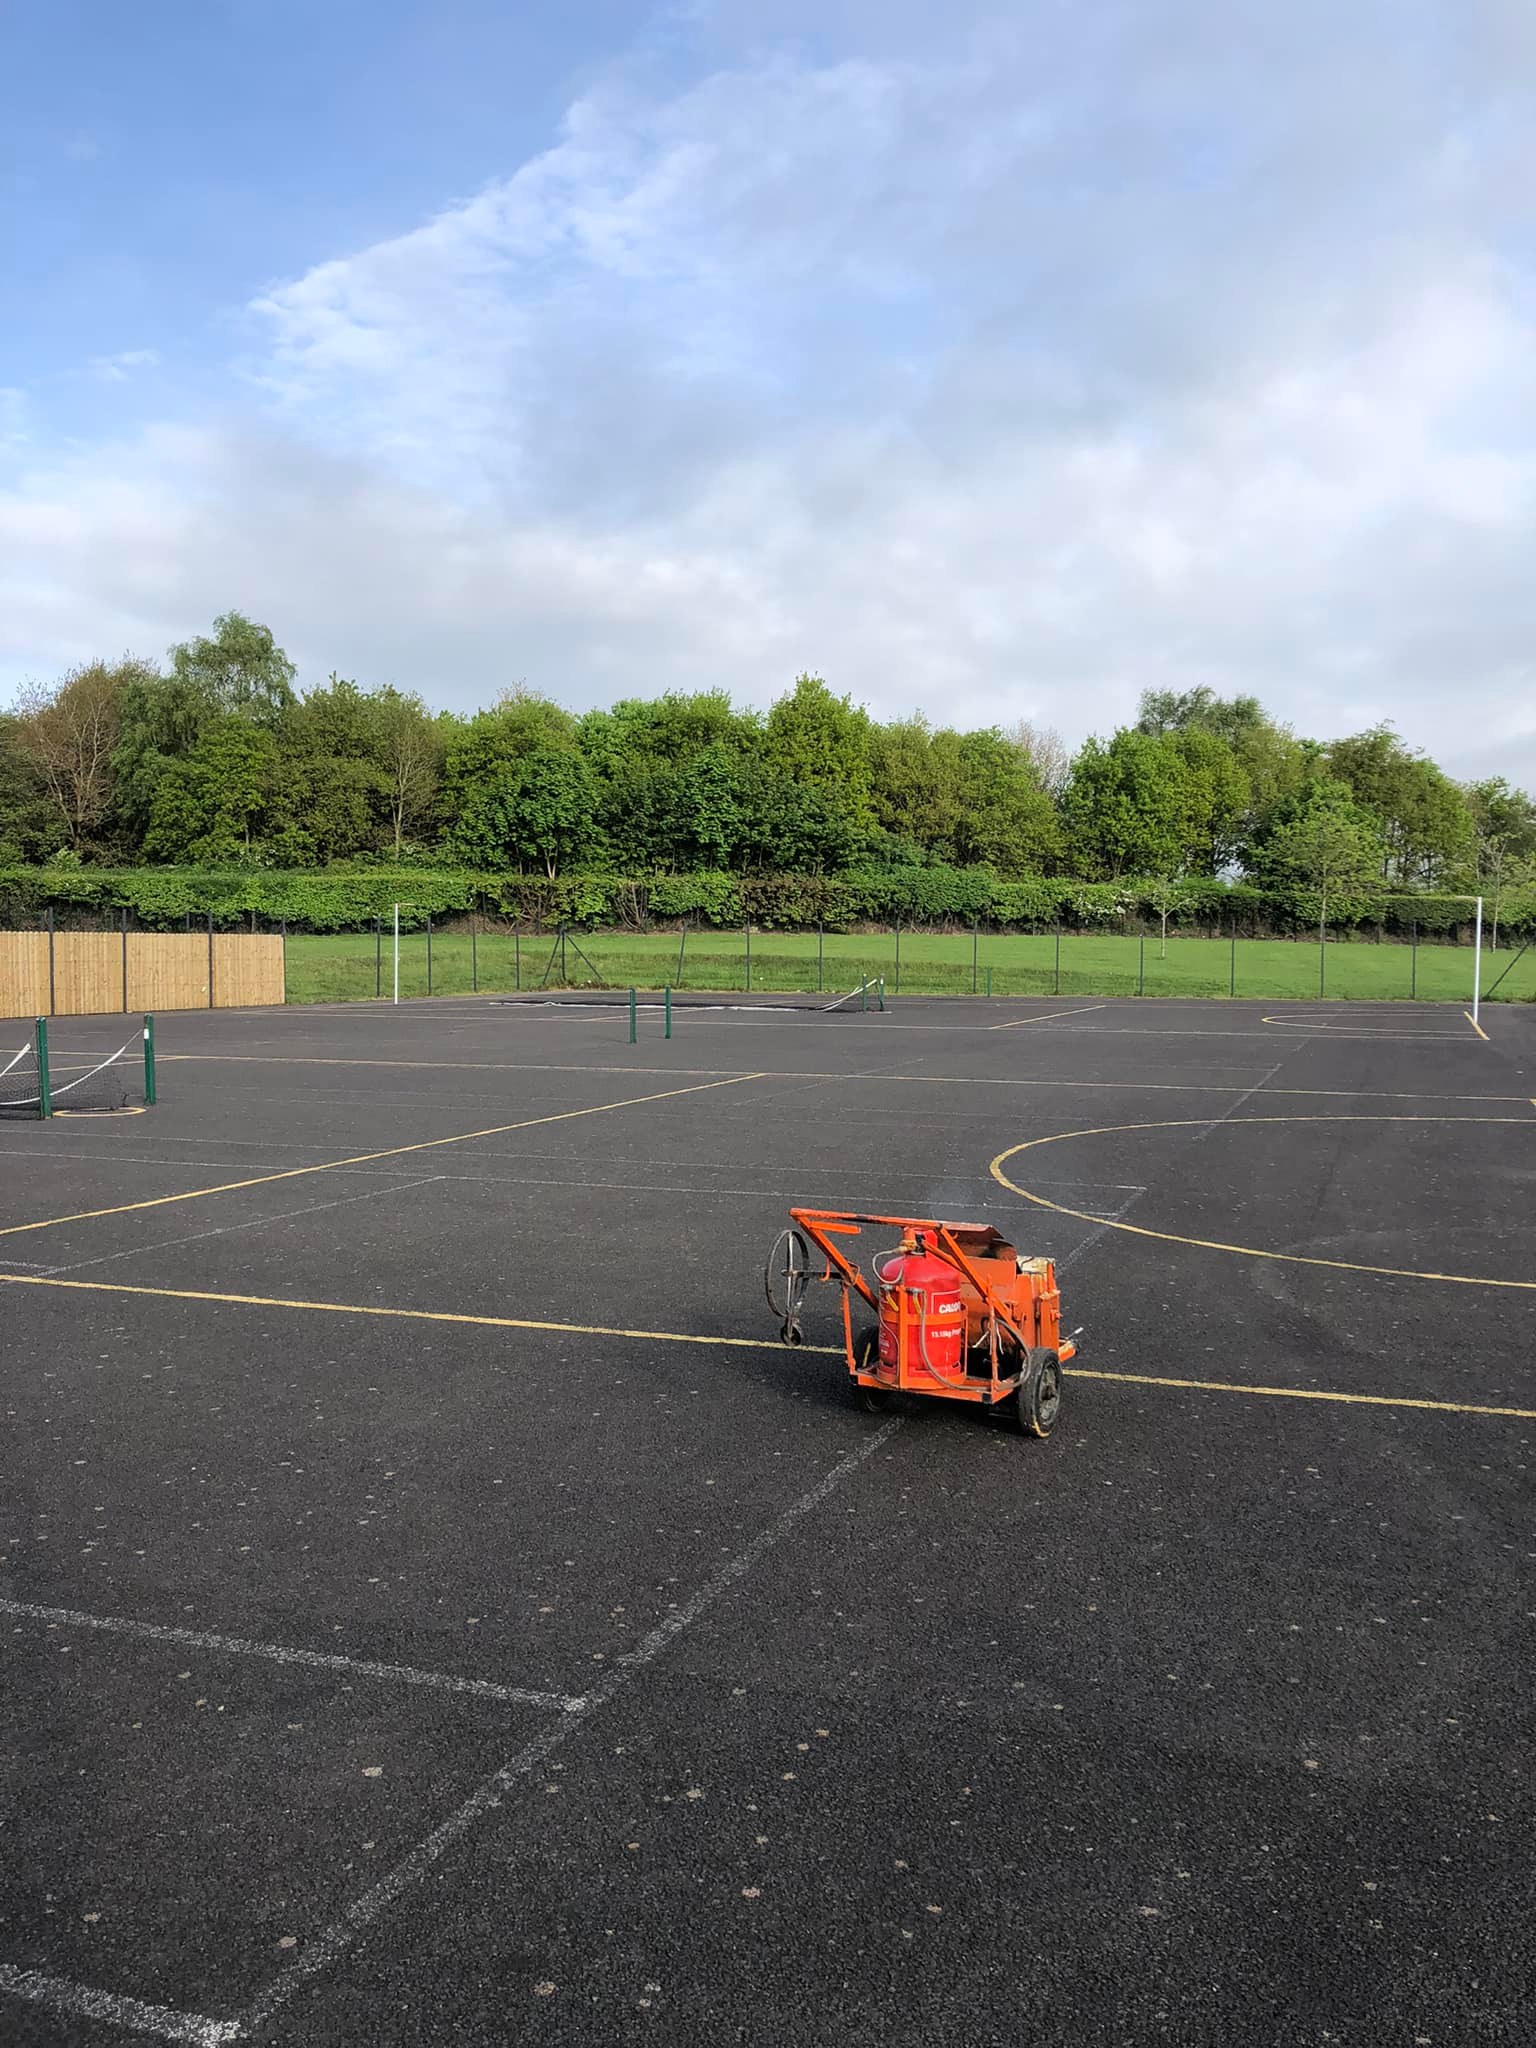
[765, 1209, 1079, 1437]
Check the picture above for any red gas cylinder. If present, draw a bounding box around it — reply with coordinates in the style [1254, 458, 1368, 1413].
[877, 1243, 966, 1374]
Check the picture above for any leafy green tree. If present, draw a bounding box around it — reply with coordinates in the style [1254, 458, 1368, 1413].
[370, 688, 444, 858]
[1247, 779, 1385, 937]
[498, 749, 601, 878]
[1326, 725, 1473, 887]
[167, 611, 297, 727]
[948, 729, 1059, 872]
[1465, 777, 1536, 950]
[1060, 731, 1193, 879]
[1167, 728, 1251, 873]
[765, 674, 874, 843]
[143, 720, 281, 861]
[0, 712, 64, 860]
[11, 658, 153, 852]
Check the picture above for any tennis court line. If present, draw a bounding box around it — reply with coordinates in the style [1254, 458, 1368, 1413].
[0, 1966, 233, 2048]
[0, 1074, 764, 1242]
[0, 1598, 584, 1712]
[2, 1271, 1533, 1421]
[988, 1003, 1106, 1031]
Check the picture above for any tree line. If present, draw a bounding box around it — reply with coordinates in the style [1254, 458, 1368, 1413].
[3, 612, 1534, 931]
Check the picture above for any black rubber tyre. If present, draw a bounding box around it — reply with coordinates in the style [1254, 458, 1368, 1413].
[1015, 1348, 1063, 1439]
[852, 1327, 892, 1412]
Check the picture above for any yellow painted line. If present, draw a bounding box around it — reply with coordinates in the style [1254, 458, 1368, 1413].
[1069, 1368, 1536, 1420]
[988, 1003, 1107, 1032]
[154, 1051, 1532, 1106]
[2, 1270, 1530, 1423]
[0, 1074, 765, 1241]
[0, 1271, 843, 1355]
[991, 1114, 1536, 1291]
[1465, 1010, 1490, 1041]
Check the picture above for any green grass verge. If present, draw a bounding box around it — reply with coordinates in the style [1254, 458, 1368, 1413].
[281, 927, 1536, 1006]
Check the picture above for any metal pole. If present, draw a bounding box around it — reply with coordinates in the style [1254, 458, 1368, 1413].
[675, 923, 688, 986]
[1472, 895, 1483, 1025]
[1319, 902, 1326, 998]
[207, 911, 215, 1009]
[47, 906, 55, 1016]
[471, 906, 478, 993]
[1138, 934, 1144, 997]
[375, 915, 382, 998]
[561, 927, 568, 985]
[426, 912, 433, 997]
[1054, 926, 1061, 996]
[985, 966, 992, 998]
[516, 931, 521, 990]
[665, 986, 672, 1039]
[972, 919, 979, 995]
[894, 921, 900, 996]
[36, 1016, 52, 1119]
[1411, 922, 1417, 1000]
[393, 903, 400, 1005]
[143, 1014, 156, 1105]
[1229, 923, 1236, 999]
[121, 904, 128, 1013]
[818, 921, 824, 994]
[745, 921, 751, 992]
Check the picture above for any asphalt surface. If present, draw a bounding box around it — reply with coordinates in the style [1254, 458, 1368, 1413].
[1, 993, 1533, 2046]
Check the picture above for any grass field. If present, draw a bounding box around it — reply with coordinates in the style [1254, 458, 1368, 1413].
[281, 924, 1536, 1005]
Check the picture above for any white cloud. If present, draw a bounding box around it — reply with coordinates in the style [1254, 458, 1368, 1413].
[88, 350, 161, 384]
[4, 2, 1536, 785]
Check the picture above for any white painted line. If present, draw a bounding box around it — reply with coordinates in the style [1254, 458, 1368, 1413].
[0, 1964, 238, 2047]
[52, 1179, 445, 1275]
[236, 1416, 905, 2037]
[0, 1600, 584, 1714]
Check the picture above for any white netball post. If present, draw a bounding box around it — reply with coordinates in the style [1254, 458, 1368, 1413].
[1472, 895, 1483, 1027]
[393, 902, 400, 1006]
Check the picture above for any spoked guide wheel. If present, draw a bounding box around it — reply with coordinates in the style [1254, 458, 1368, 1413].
[1014, 1348, 1063, 1439]
[764, 1226, 812, 1345]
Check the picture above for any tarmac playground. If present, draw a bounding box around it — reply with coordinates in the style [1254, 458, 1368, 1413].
[1, 992, 1533, 2046]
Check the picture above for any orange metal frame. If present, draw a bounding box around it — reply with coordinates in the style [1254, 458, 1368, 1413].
[788, 1207, 1076, 1408]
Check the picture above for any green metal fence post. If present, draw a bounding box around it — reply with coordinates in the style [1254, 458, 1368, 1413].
[1319, 913, 1327, 998]
[665, 986, 672, 1039]
[1054, 926, 1062, 996]
[375, 915, 382, 998]
[143, 1014, 156, 1105]
[675, 923, 688, 986]
[207, 912, 215, 1009]
[1411, 922, 1417, 999]
[426, 912, 433, 996]
[471, 905, 478, 993]
[47, 906, 55, 1015]
[972, 919, 979, 995]
[515, 931, 522, 990]
[745, 922, 751, 992]
[560, 927, 567, 985]
[1229, 923, 1237, 998]
[1138, 934, 1145, 997]
[628, 988, 637, 1044]
[121, 905, 129, 1013]
[985, 966, 992, 997]
[817, 921, 823, 993]
[35, 1017, 52, 1119]
[894, 921, 901, 996]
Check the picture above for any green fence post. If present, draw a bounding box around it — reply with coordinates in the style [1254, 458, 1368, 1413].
[1054, 926, 1062, 996]
[817, 921, 824, 993]
[1137, 934, 1144, 997]
[745, 922, 751, 992]
[426, 912, 433, 996]
[628, 988, 637, 1044]
[675, 923, 688, 986]
[972, 919, 979, 995]
[985, 966, 992, 998]
[515, 931, 522, 990]
[47, 906, 55, 1015]
[143, 1014, 156, 1105]
[375, 915, 382, 998]
[1411, 922, 1417, 999]
[1229, 923, 1237, 998]
[471, 906, 478, 993]
[1319, 915, 1327, 998]
[560, 927, 568, 985]
[665, 986, 672, 1040]
[860, 978, 866, 1012]
[207, 911, 215, 1009]
[121, 905, 129, 1013]
[894, 921, 901, 996]
[35, 1016, 52, 1119]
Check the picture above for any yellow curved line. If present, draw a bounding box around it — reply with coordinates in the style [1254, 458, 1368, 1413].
[990, 1115, 1536, 1291]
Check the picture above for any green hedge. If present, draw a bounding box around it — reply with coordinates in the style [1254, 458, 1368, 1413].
[1, 863, 1531, 941]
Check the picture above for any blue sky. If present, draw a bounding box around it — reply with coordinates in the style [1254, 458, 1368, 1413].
[3, 0, 1534, 784]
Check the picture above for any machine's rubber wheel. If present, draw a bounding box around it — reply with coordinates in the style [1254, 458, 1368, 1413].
[1015, 1348, 1063, 1439]
[852, 1327, 892, 1412]
[764, 1227, 811, 1324]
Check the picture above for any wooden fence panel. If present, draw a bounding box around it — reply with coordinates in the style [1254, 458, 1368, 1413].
[52, 934, 127, 1016]
[127, 934, 211, 1013]
[211, 934, 285, 1009]
[0, 933, 51, 1019]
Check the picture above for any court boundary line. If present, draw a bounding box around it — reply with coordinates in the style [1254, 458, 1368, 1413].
[987, 1003, 1106, 1031]
[0, 1073, 764, 1243]
[992, 1114, 1536, 1290]
[0, 1966, 234, 2048]
[0, 1599, 584, 1712]
[1, 1270, 1532, 1420]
